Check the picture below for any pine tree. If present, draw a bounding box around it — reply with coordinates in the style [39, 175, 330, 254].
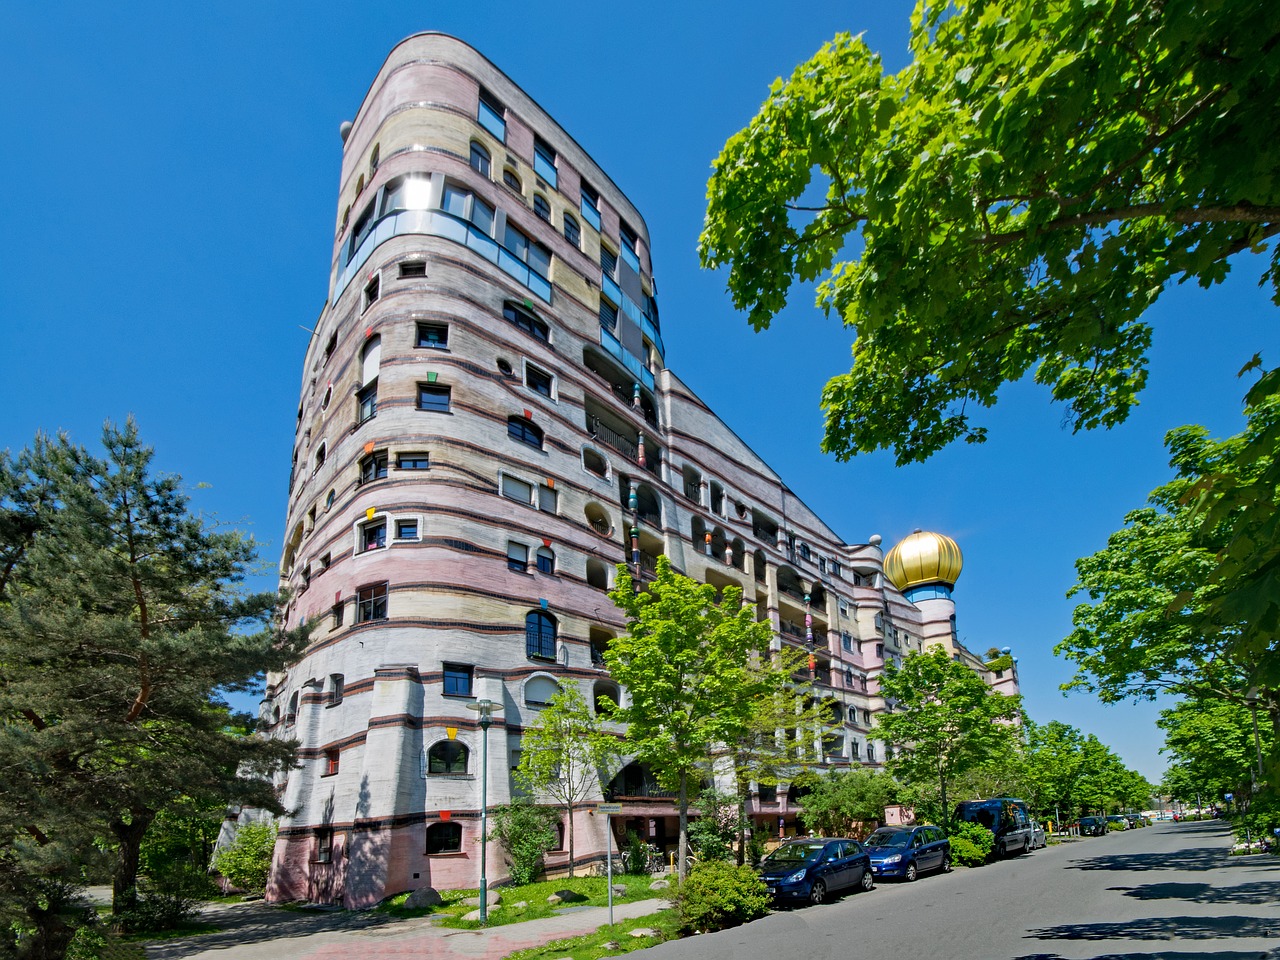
[0, 420, 306, 954]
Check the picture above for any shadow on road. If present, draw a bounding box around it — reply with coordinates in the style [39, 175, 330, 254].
[1025, 915, 1277, 942]
[145, 904, 403, 960]
[1016, 951, 1280, 960]
[1108, 880, 1280, 905]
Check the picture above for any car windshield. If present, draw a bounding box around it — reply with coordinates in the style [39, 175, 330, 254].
[866, 831, 910, 848]
[763, 842, 826, 864]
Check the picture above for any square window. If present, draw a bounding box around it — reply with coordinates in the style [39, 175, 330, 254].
[478, 88, 506, 141]
[399, 260, 427, 278]
[357, 381, 378, 423]
[526, 365, 553, 397]
[356, 582, 388, 622]
[324, 749, 340, 776]
[362, 519, 386, 552]
[507, 541, 529, 573]
[537, 484, 557, 513]
[442, 663, 473, 697]
[502, 475, 533, 504]
[416, 322, 448, 349]
[417, 384, 451, 412]
[398, 452, 430, 470]
[329, 673, 344, 706]
[395, 519, 419, 540]
[332, 602, 344, 629]
[580, 182, 601, 230]
[359, 450, 387, 484]
[533, 137, 557, 188]
[315, 828, 334, 862]
[363, 275, 380, 310]
[319, 553, 331, 571]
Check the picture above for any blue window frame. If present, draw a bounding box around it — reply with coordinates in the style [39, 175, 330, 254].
[442, 664, 473, 698]
[508, 416, 544, 449]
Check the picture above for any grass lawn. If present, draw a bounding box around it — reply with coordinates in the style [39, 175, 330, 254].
[377, 874, 671, 929]
[501, 908, 682, 960]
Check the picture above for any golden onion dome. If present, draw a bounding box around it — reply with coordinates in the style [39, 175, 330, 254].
[883, 529, 963, 591]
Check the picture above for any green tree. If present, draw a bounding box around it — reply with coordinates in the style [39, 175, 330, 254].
[1056, 391, 1280, 774]
[1021, 720, 1087, 819]
[210, 820, 277, 893]
[606, 558, 780, 880]
[0, 421, 304, 947]
[796, 769, 902, 837]
[487, 802, 560, 886]
[700, 0, 1279, 465]
[1158, 696, 1267, 809]
[876, 649, 1022, 828]
[513, 684, 620, 877]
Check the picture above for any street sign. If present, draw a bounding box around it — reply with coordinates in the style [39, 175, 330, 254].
[595, 803, 622, 814]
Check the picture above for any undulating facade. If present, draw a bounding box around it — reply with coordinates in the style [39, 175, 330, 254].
[260, 33, 1020, 909]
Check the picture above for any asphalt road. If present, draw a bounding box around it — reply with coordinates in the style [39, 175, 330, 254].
[636, 819, 1280, 960]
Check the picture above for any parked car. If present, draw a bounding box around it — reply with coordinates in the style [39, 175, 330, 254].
[1124, 814, 1147, 828]
[1076, 816, 1107, 836]
[1106, 815, 1129, 830]
[758, 837, 874, 905]
[1029, 821, 1047, 849]
[864, 825, 951, 881]
[953, 798, 1034, 856]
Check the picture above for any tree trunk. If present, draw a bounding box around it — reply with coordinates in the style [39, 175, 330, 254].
[110, 810, 155, 917]
[19, 902, 79, 960]
[677, 772, 689, 882]
[736, 784, 747, 866]
[566, 806, 575, 877]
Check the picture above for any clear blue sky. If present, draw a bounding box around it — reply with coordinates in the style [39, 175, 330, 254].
[4, 1, 1275, 784]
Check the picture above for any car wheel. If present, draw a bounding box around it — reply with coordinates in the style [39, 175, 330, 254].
[904, 861, 918, 882]
[859, 867, 875, 892]
[996, 842, 1007, 859]
[807, 879, 826, 905]
[941, 853, 952, 873]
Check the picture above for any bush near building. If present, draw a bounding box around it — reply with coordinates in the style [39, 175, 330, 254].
[212, 821, 277, 892]
[947, 821, 995, 867]
[670, 861, 770, 934]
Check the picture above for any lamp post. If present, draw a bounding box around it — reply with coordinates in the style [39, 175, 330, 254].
[466, 698, 502, 924]
[1246, 686, 1264, 785]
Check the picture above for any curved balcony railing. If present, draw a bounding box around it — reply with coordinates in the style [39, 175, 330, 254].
[334, 208, 552, 303]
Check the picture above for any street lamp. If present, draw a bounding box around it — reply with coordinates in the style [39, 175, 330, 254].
[466, 698, 502, 924]
[1246, 686, 1264, 784]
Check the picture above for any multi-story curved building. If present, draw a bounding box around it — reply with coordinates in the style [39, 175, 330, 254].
[264, 33, 1019, 909]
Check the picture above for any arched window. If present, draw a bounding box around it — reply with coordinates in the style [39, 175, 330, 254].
[535, 546, 555, 574]
[507, 416, 544, 449]
[586, 557, 609, 591]
[583, 448, 609, 479]
[287, 690, 299, 724]
[585, 502, 612, 536]
[525, 611, 557, 660]
[470, 142, 491, 177]
[525, 674, 561, 706]
[504, 302, 550, 342]
[369, 143, 380, 173]
[563, 212, 580, 248]
[427, 741, 469, 775]
[503, 168, 522, 192]
[426, 821, 462, 854]
[533, 194, 551, 221]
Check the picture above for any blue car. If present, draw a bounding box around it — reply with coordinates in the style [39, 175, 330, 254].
[864, 825, 951, 881]
[758, 837, 874, 905]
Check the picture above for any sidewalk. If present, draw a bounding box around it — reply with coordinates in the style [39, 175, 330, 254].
[143, 897, 670, 960]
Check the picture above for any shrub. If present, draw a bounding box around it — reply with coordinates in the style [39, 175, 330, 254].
[670, 861, 770, 934]
[623, 829, 650, 876]
[947, 821, 994, 867]
[111, 891, 202, 933]
[212, 820, 277, 892]
[687, 789, 740, 863]
[489, 802, 559, 885]
[745, 831, 768, 869]
[1107, 819, 1126, 832]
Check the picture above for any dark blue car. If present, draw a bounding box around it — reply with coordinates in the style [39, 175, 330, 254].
[758, 837, 874, 905]
[864, 825, 951, 881]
